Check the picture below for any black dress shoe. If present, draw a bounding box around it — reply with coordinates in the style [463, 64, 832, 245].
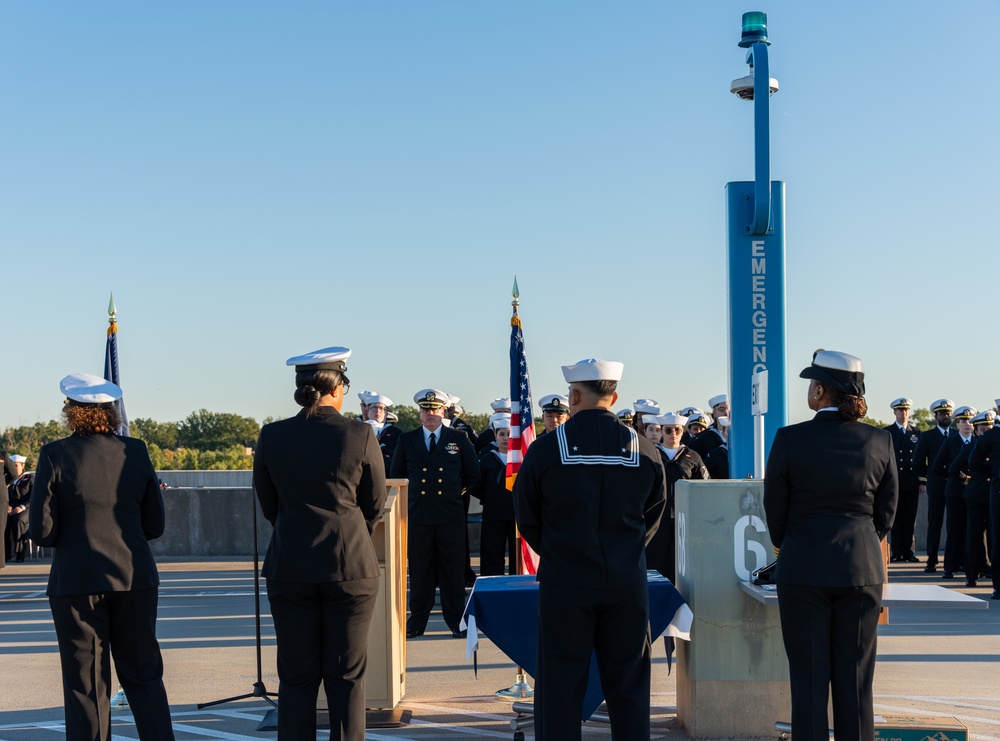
[451, 629, 468, 639]
[991, 590, 1000, 600]
[965, 581, 977, 588]
[889, 555, 901, 563]
[905, 555, 921, 563]
[405, 628, 424, 639]
[943, 571, 954, 579]
[924, 564, 937, 573]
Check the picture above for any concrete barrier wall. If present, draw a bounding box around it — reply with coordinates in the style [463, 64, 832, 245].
[152, 471, 941, 550]
[157, 471, 253, 488]
[151, 487, 481, 557]
[151, 488, 272, 557]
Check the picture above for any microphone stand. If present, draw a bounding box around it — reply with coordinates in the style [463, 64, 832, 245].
[198, 490, 278, 716]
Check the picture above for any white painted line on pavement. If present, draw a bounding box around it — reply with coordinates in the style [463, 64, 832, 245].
[408, 719, 517, 738]
[0, 720, 65, 731]
[170, 722, 268, 741]
[876, 695, 1000, 711]
[175, 708, 269, 722]
[875, 702, 1000, 728]
[403, 700, 520, 723]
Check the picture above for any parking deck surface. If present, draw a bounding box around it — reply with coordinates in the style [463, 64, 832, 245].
[1, 559, 997, 740]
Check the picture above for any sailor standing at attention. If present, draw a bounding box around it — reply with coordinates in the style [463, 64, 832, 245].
[514, 358, 666, 741]
[764, 350, 897, 741]
[885, 397, 921, 563]
[912, 398, 954, 572]
[390, 389, 479, 638]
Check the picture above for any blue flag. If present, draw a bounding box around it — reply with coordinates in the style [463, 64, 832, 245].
[104, 299, 130, 436]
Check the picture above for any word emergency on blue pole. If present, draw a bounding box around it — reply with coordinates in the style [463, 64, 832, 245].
[726, 11, 788, 479]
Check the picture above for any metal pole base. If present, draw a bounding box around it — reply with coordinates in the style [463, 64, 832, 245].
[776, 720, 833, 738]
[110, 689, 129, 709]
[495, 671, 534, 700]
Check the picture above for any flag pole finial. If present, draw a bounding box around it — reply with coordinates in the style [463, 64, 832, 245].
[108, 292, 117, 325]
[511, 276, 520, 311]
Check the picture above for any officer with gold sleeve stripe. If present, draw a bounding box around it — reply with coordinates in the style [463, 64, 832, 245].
[885, 397, 921, 563]
[389, 389, 479, 638]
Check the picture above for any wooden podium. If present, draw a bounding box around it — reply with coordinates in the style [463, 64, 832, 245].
[366, 479, 408, 709]
[315, 479, 409, 722]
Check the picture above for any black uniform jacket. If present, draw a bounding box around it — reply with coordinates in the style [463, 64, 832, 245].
[884, 423, 920, 491]
[938, 435, 990, 503]
[8, 473, 32, 509]
[932, 433, 974, 500]
[764, 411, 898, 587]
[29, 433, 165, 596]
[469, 449, 514, 521]
[968, 426, 1000, 495]
[451, 418, 479, 447]
[659, 445, 709, 515]
[377, 423, 402, 476]
[704, 444, 729, 480]
[949, 437, 990, 503]
[254, 407, 387, 583]
[913, 426, 949, 483]
[689, 425, 725, 459]
[389, 425, 479, 525]
[513, 408, 667, 589]
[475, 428, 496, 454]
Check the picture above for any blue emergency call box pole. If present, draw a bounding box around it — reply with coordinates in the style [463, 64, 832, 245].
[726, 12, 788, 479]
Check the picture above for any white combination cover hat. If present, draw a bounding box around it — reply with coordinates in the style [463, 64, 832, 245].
[60, 373, 123, 404]
[414, 389, 450, 408]
[286, 346, 351, 371]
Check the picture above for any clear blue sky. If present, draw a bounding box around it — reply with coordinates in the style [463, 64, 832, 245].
[2, 2, 997, 428]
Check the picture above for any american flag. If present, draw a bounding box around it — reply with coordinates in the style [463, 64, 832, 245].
[506, 304, 539, 574]
[103, 294, 130, 436]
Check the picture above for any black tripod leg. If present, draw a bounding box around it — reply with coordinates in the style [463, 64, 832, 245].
[197, 490, 278, 710]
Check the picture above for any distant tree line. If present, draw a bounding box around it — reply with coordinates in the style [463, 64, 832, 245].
[1, 410, 263, 472]
[860, 407, 934, 431]
[1, 406, 948, 473]
[1, 405, 503, 472]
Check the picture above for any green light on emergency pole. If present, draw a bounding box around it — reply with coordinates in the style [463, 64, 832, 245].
[738, 11, 769, 48]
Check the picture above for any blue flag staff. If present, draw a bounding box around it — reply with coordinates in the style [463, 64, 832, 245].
[103, 293, 130, 437]
[495, 277, 535, 701]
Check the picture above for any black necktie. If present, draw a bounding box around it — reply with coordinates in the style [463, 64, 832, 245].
[428, 432, 437, 452]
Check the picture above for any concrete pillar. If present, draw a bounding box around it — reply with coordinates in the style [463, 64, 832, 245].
[673, 479, 789, 738]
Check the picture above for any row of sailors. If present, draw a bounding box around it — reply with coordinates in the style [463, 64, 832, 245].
[893, 396, 999, 597]
[357, 386, 999, 597]
[352, 385, 728, 586]
[352, 386, 731, 477]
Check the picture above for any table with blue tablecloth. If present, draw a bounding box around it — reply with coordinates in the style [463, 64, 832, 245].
[460, 571, 692, 721]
